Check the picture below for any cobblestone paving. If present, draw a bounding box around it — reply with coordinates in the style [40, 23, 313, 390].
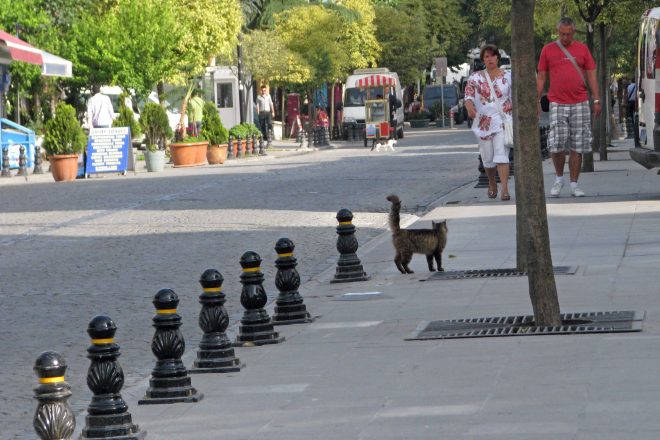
[0, 128, 477, 438]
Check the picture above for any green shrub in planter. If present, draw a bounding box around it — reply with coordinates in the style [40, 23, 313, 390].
[140, 102, 172, 151]
[244, 123, 262, 137]
[112, 93, 142, 138]
[228, 124, 249, 139]
[200, 101, 228, 145]
[42, 103, 87, 156]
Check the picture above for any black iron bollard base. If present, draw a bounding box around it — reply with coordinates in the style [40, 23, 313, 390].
[331, 209, 369, 283]
[190, 334, 244, 373]
[82, 413, 146, 439]
[233, 309, 285, 346]
[273, 306, 313, 325]
[138, 374, 203, 404]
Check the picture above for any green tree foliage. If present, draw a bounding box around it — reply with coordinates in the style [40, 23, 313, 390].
[242, 30, 312, 85]
[112, 94, 141, 138]
[374, 4, 433, 85]
[339, 0, 381, 70]
[140, 102, 172, 150]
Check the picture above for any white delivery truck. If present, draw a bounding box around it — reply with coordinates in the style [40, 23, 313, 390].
[340, 68, 405, 139]
[630, 7, 660, 169]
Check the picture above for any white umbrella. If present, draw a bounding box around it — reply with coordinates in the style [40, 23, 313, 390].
[0, 28, 72, 77]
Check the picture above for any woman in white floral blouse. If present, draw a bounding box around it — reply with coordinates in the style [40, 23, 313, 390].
[465, 44, 513, 201]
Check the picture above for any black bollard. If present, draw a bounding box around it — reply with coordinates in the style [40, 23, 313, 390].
[347, 124, 354, 142]
[82, 316, 145, 439]
[190, 269, 243, 373]
[273, 238, 312, 325]
[33, 351, 75, 440]
[323, 127, 330, 146]
[1, 147, 11, 177]
[17, 145, 27, 176]
[139, 289, 202, 404]
[258, 135, 266, 156]
[33, 141, 45, 174]
[331, 209, 369, 283]
[299, 130, 306, 149]
[296, 128, 302, 144]
[236, 135, 243, 158]
[267, 128, 273, 148]
[227, 135, 234, 159]
[233, 251, 284, 346]
[252, 134, 258, 155]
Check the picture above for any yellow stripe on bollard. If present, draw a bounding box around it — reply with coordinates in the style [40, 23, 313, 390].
[91, 338, 114, 345]
[277, 252, 293, 257]
[39, 376, 65, 384]
[242, 267, 260, 273]
[338, 221, 352, 225]
[156, 309, 177, 315]
[203, 287, 222, 293]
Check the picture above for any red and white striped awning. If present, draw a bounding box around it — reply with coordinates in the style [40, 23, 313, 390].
[356, 75, 396, 88]
[0, 29, 73, 77]
[0, 29, 43, 65]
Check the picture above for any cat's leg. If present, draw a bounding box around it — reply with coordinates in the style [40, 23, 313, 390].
[402, 252, 414, 274]
[426, 254, 436, 271]
[394, 252, 406, 274]
[434, 248, 444, 272]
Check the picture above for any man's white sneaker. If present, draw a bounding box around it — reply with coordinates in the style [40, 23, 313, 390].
[571, 186, 585, 197]
[550, 180, 564, 197]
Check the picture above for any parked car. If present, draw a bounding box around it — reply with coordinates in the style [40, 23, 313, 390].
[421, 84, 465, 124]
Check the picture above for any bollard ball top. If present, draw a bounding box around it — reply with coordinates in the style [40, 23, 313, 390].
[275, 238, 295, 255]
[87, 315, 117, 340]
[34, 351, 67, 379]
[154, 288, 179, 310]
[336, 208, 353, 223]
[200, 268, 224, 288]
[240, 251, 262, 269]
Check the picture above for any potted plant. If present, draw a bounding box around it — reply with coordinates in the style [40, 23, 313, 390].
[42, 103, 87, 182]
[408, 110, 432, 128]
[112, 93, 142, 140]
[200, 101, 229, 164]
[140, 102, 172, 172]
[169, 132, 209, 167]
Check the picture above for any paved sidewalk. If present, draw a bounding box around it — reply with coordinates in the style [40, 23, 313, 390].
[101, 139, 660, 438]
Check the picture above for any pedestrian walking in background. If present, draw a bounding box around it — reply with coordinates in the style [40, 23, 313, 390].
[86, 84, 115, 128]
[256, 85, 275, 140]
[537, 17, 601, 198]
[187, 89, 204, 136]
[465, 44, 513, 201]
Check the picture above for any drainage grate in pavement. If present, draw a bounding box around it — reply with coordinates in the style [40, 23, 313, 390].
[406, 311, 644, 340]
[425, 266, 577, 280]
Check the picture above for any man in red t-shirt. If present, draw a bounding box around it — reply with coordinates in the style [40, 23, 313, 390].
[537, 17, 600, 198]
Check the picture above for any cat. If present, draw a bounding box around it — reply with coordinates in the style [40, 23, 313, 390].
[386, 194, 448, 274]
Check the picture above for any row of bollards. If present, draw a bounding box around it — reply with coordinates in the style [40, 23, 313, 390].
[33, 210, 369, 438]
[1, 144, 45, 178]
[226, 134, 267, 160]
[345, 124, 365, 142]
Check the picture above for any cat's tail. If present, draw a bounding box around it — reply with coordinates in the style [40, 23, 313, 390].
[386, 194, 401, 232]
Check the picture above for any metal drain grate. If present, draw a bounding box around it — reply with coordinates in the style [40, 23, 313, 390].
[426, 266, 577, 280]
[406, 311, 644, 340]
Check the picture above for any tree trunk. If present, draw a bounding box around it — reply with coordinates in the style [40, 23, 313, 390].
[598, 22, 608, 160]
[582, 24, 595, 172]
[512, 0, 561, 326]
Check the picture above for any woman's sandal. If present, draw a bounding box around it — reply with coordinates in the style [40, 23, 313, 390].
[501, 192, 511, 201]
[487, 189, 498, 199]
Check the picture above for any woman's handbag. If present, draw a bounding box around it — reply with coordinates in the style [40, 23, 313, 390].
[483, 71, 514, 146]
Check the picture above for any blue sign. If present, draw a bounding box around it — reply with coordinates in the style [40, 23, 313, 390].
[85, 127, 130, 175]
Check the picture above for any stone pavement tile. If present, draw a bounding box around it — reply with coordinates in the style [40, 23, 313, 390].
[576, 431, 660, 440]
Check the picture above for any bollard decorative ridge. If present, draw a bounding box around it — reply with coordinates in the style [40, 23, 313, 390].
[82, 315, 145, 439]
[33, 351, 75, 440]
[33, 140, 45, 174]
[17, 145, 27, 176]
[331, 208, 369, 283]
[233, 251, 284, 346]
[258, 135, 266, 156]
[273, 238, 312, 325]
[227, 135, 234, 160]
[139, 289, 203, 404]
[190, 269, 244, 373]
[236, 135, 243, 158]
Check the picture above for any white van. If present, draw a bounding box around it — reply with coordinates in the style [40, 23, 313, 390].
[630, 7, 660, 169]
[341, 68, 404, 139]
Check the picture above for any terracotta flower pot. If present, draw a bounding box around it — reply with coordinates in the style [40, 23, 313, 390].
[207, 144, 228, 165]
[231, 140, 247, 157]
[169, 141, 208, 167]
[49, 154, 79, 182]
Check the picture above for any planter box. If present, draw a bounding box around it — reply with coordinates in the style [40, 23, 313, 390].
[207, 144, 228, 164]
[169, 141, 208, 167]
[409, 119, 430, 128]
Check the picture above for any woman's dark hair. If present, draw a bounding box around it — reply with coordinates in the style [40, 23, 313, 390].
[480, 44, 501, 62]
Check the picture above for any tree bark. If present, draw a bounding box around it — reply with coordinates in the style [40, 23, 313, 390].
[512, 0, 561, 326]
[582, 24, 595, 172]
[598, 22, 608, 160]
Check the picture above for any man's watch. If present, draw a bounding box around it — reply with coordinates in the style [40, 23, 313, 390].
[593, 99, 601, 104]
